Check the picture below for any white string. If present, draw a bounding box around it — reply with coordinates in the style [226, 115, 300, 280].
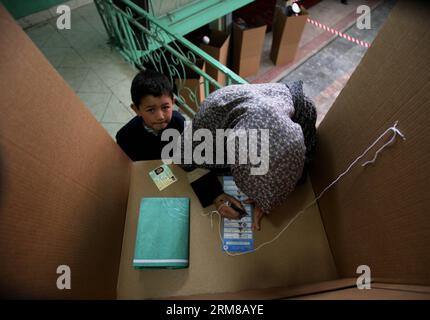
[203, 121, 406, 256]
[201, 210, 218, 229]
[200, 210, 224, 250]
[361, 121, 406, 167]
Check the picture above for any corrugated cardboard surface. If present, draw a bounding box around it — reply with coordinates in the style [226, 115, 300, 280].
[0, 5, 131, 298]
[372, 282, 430, 294]
[232, 23, 267, 78]
[117, 161, 337, 299]
[169, 278, 357, 300]
[292, 287, 430, 300]
[310, 1, 430, 286]
[200, 30, 230, 91]
[170, 278, 430, 300]
[270, 7, 308, 65]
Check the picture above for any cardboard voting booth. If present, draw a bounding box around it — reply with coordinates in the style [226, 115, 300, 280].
[270, 6, 308, 66]
[231, 22, 267, 78]
[1, 2, 430, 299]
[200, 30, 230, 92]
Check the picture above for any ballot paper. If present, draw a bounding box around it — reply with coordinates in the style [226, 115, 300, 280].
[149, 164, 177, 191]
[222, 176, 254, 253]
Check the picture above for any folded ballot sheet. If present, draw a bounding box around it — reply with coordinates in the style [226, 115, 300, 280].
[222, 176, 254, 253]
[133, 197, 190, 269]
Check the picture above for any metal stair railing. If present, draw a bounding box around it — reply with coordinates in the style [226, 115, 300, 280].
[94, 0, 248, 118]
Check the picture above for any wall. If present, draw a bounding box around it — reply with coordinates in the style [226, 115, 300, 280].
[0, 4, 131, 298]
[310, 0, 430, 285]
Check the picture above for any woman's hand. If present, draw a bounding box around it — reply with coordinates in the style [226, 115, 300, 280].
[214, 193, 246, 220]
[244, 199, 265, 231]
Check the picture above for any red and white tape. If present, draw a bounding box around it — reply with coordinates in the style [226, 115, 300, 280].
[307, 17, 371, 48]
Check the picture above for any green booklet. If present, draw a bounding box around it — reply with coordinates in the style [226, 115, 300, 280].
[133, 197, 190, 269]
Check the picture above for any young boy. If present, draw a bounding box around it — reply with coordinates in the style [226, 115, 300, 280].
[116, 69, 185, 161]
[116, 69, 246, 224]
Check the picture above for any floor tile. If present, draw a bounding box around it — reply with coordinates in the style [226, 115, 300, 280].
[42, 30, 72, 48]
[58, 49, 90, 67]
[74, 2, 107, 35]
[24, 10, 54, 27]
[77, 69, 112, 93]
[77, 92, 112, 121]
[74, 1, 101, 20]
[101, 122, 126, 140]
[63, 30, 108, 51]
[93, 60, 137, 88]
[56, 67, 89, 91]
[48, 8, 89, 31]
[26, 23, 57, 47]
[110, 78, 135, 107]
[39, 47, 71, 68]
[79, 44, 123, 66]
[101, 95, 134, 123]
[17, 17, 31, 29]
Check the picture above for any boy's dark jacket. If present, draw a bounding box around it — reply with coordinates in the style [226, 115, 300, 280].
[115, 110, 223, 207]
[116, 110, 185, 161]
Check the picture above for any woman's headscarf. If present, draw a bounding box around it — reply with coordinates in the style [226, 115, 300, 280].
[177, 82, 316, 213]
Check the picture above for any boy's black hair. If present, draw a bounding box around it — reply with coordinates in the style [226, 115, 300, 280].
[130, 69, 174, 108]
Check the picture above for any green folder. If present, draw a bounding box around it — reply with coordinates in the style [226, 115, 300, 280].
[133, 197, 190, 269]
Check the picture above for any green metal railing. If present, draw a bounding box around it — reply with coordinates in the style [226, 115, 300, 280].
[94, 0, 248, 117]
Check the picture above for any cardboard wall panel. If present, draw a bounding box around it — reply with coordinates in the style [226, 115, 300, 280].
[292, 286, 430, 300]
[310, 1, 430, 285]
[0, 5, 131, 298]
[270, 7, 308, 65]
[200, 30, 230, 92]
[232, 23, 267, 78]
[169, 278, 357, 300]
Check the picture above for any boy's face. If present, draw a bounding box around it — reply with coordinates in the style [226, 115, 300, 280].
[132, 94, 174, 131]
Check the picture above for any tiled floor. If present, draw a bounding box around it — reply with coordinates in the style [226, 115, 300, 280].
[23, 0, 395, 138]
[25, 3, 137, 138]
